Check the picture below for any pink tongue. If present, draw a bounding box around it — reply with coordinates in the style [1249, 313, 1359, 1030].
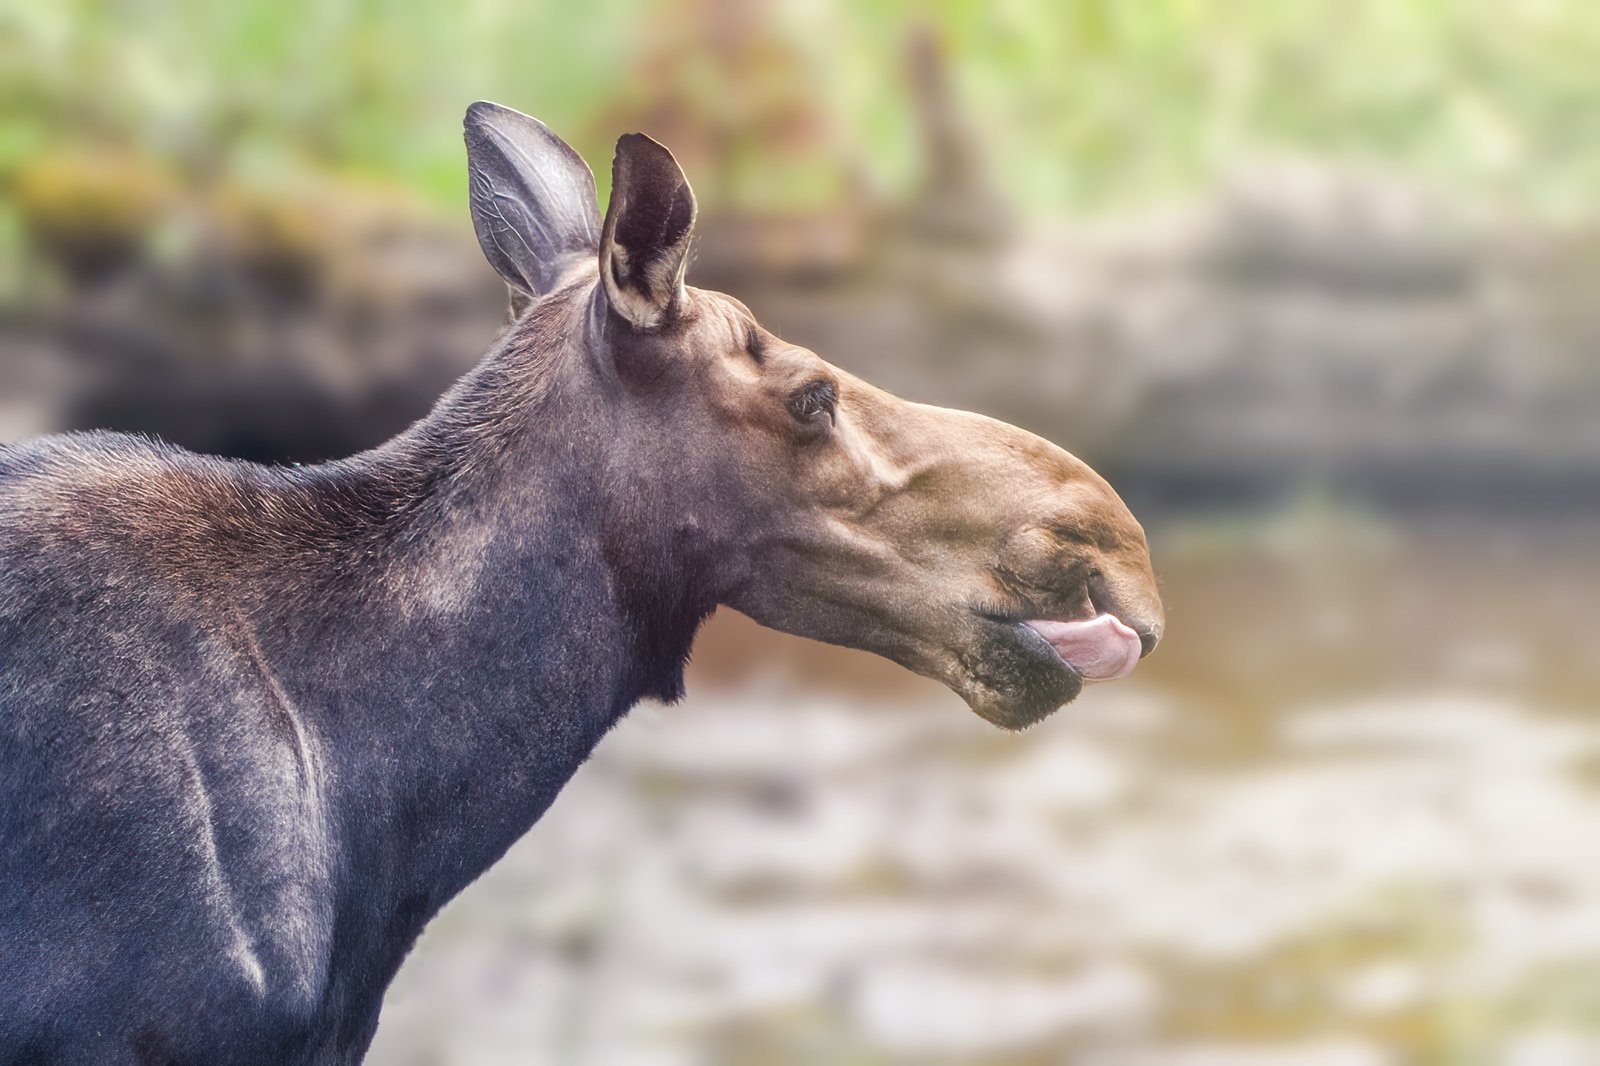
[1025, 615, 1143, 682]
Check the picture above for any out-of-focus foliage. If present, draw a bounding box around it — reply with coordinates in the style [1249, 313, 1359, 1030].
[6, 4, 1600, 1062]
[7, 0, 1600, 218]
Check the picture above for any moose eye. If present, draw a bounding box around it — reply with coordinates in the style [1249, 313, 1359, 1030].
[787, 379, 837, 426]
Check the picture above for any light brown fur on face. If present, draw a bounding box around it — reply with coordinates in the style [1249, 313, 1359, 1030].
[622, 288, 1164, 728]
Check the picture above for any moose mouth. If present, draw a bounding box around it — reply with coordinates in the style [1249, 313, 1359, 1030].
[961, 607, 1146, 730]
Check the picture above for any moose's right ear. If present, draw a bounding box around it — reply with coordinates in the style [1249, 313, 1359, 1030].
[464, 102, 600, 299]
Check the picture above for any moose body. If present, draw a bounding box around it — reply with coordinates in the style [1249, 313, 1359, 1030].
[0, 105, 1162, 1064]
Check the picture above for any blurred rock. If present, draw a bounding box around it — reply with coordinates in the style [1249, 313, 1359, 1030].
[2, 166, 503, 463]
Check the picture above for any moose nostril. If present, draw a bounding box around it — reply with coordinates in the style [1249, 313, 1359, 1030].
[1138, 628, 1161, 658]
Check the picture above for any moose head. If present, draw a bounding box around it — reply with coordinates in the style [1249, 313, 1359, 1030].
[465, 102, 1163, 729]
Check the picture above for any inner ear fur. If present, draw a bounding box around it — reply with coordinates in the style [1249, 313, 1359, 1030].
[599, 133, 697, 331]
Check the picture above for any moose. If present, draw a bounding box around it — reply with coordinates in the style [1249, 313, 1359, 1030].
[0, 104, 1163, 1063]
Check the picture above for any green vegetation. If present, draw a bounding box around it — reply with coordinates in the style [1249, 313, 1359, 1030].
[5, 1, 1600, 217]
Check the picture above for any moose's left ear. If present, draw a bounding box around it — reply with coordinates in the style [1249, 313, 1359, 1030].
[599, 133, 697, 331]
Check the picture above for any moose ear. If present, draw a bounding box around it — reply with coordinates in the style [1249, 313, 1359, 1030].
[464, 101, 600, 299]
[599, 133, 697, 331]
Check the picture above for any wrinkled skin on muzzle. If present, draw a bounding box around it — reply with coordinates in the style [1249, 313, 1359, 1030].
[468, 102, 1164, 729]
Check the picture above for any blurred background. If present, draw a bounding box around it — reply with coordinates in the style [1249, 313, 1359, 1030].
[5, 1, 1600, 1062]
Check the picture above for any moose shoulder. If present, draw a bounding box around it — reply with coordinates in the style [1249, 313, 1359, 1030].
[0, 103, 1162, 1064]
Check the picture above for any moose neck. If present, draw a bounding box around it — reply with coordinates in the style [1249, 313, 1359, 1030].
[252, 283, 713, 1000]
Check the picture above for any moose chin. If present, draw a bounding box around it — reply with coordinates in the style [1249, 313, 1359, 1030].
[0, 102, 1162, 1063]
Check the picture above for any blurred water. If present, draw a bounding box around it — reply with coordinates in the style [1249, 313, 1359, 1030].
[369, 514, 1600, 1066]
[7, 7, 1600, 1062]
[6, 48, 1599, 1062]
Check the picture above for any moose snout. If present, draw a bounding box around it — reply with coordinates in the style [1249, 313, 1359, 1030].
[1087, 568, 1163, 659]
